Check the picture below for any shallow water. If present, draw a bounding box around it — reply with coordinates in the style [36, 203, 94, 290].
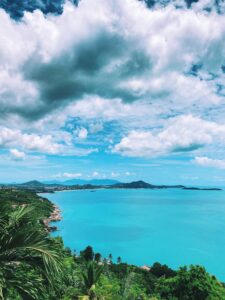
[45, 188, 225, 281]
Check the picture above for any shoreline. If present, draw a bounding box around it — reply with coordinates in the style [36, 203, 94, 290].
[39, 185, 223, 196]
[43, 203, 62, 232]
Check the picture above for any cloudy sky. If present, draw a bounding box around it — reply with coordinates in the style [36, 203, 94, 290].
[1, 0, 225, 185]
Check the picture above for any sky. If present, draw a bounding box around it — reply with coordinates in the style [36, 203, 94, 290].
[1, 0, 225, 185]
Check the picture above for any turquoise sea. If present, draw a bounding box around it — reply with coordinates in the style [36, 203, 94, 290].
[45, 189, 225, 281]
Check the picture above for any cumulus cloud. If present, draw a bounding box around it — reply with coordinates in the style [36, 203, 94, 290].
[0, 0, 225, 161]
[113, 115, 225, 157]
[1, 0, 225, 126]
[75, 127, 88, 139]
[55, 172, 82, 178]
[194, 156, 225, 169]
[0, 127, 61, 154]
[2, 0, 224, 21]
[89, 122, 104, 134]
[10, 149, 26, 160]
[0, 125, 99, 156]
[111, 172, 120, 177]
[92, 171, 99, 177]
[125, 171, 136, 176]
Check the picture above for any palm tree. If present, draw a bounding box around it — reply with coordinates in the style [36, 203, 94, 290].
[0, 203, 61, 299]
[82, 261, 104, 300]
[117, 256, 122, 264]
[108, 253, 113, 264]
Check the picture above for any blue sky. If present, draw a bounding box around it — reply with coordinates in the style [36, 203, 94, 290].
[0, 0, 225, 185]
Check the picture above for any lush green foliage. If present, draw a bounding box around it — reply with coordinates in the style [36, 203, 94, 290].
[0, 195, 61, 299]
[155, 265, 225, 300]
[0, 189, 53, 219]
[0, 189, 225, 300]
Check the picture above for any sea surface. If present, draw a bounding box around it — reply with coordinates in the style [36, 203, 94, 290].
[45, 188, 225, 281]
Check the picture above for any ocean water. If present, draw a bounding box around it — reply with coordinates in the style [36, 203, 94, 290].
[45, 189, 225, 281]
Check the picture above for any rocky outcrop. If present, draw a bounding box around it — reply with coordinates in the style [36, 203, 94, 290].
[43, 204, 62, 232]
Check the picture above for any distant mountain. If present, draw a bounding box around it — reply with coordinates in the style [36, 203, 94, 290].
[113, 180, 156, 189]
[44, 179, 120, 186]
[19, 180, 45, 187]
[43, 180, 61, 185]
[84, 179, 120, 186]
[113, 180, 186, 189]
[112, 180, 222, 191]
[19, 180, 64, 188]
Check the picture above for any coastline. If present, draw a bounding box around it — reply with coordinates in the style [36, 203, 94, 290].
[39, 186, 223, 195]
[43, 203, 62, 232]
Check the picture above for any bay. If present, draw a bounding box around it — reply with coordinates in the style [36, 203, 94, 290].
[45, 188, 225, 281]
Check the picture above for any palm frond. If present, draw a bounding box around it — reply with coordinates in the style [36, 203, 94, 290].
[0, 204, 62, 298]
[82, 262, 104, 291]
[4, 265, 46, 300]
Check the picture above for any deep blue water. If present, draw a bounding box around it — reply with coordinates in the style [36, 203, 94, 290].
[45, 189, 225, 281]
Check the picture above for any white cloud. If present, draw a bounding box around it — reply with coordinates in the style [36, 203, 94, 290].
[76, 127, 88, 139]
[0, 0, 225, 126]
[89, 122, 104, 133]
[194, 156, 225, 169]
[0, 0, 225, 161]
[10, 149, 26, 160]
[0, 127, 61, 154]
[125, 171, 135, 176]
[113, 115, 225, 157]
[0, 126, 97, 156]
[66, 97, 152, 123]
[55, 172, 83, 178]
[92, 171, 99, 177]
[111, 172, 120, 177]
